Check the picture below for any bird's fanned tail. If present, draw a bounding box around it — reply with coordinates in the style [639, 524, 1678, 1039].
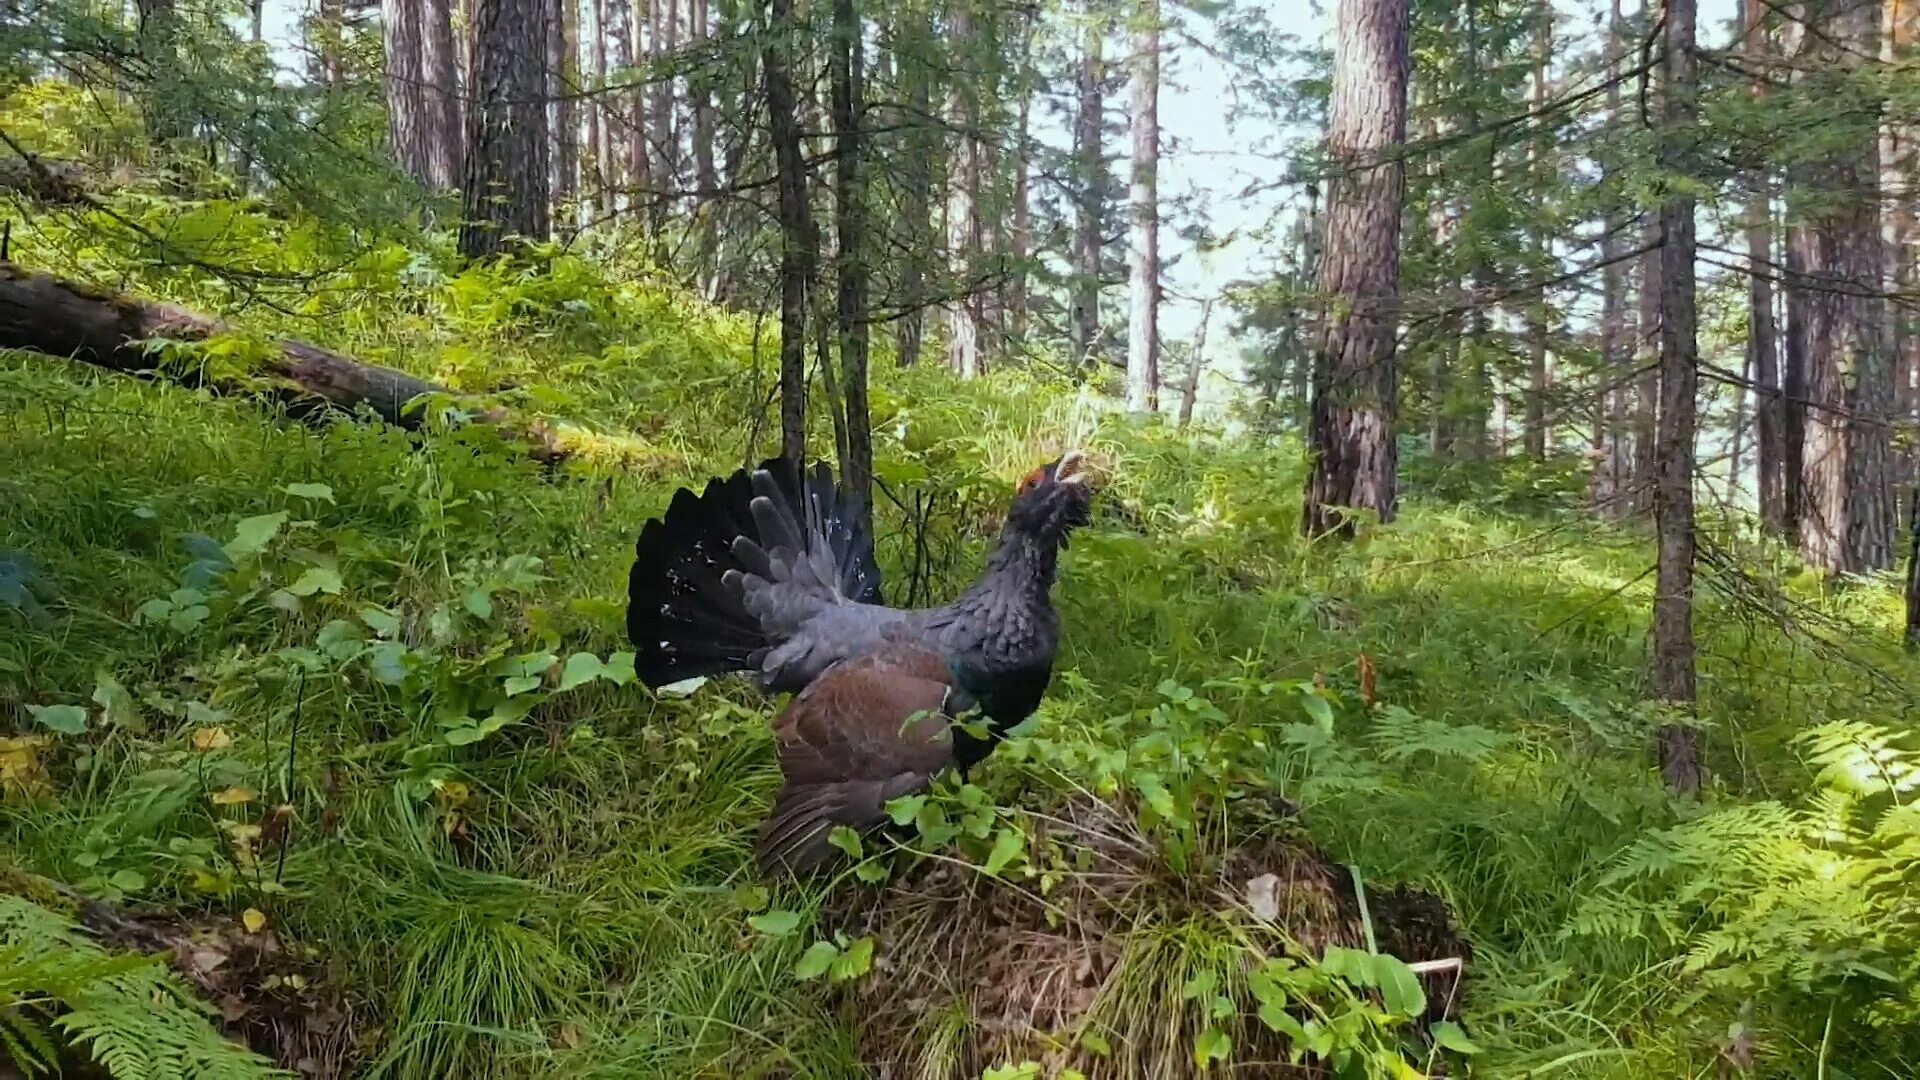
[627, 457, 883, 688]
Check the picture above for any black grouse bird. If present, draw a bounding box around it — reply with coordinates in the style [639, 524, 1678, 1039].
[628, 450, 1099, 873]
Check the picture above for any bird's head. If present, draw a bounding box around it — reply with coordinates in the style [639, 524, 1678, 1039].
[1005, 449, 1101, 545]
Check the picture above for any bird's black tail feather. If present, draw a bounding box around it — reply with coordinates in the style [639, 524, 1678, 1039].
[627, 457, 882, 688]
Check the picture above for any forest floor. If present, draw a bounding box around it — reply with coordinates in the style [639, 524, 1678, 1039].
[4, 241, 1920, 1079]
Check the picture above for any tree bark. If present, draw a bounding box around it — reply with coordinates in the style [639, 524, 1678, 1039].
[1302, 0, 1407, 540]
[1593, 0, 1630, 516]
[946, 0, 983, 380]
[1008, 15, 1035, 342]
[461, 0, 552, 258]
[551, 0, 579, 210]
[1071, 0, 1105, 371]
[1178, 296, 1212, 430]
[1523, 3, 1550, 461]
[1125, 0, 1160, 414]
[1652, 0, 1702, 794]
[691, 0, 719, 274]
[648, 0, 677, 227]
[0, 264, 587, 462]
[893, 6, 934, 369]
[764, 0, 812, 466]
[588, 0, 609, 212]
[1784, 222, 1811, 532]
[831, 0, 872, 533]
[1796, 0, 1892, 575]
[1745, 0, 1785, 532]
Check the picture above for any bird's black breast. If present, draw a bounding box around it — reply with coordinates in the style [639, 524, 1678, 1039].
[947, 655, 1055, 770]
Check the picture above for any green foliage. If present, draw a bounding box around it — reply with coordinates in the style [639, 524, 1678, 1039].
[0, 895, 284, 1078]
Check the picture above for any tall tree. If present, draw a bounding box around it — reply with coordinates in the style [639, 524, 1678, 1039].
[1745, 0, 1784, 532]
[1522, 2, 1550, 460]
[1070, 0, 1106, 370]
[1592, 0, 1630, 516]
[1651, 0, 1702, 793]
[893, 1, 935, 369]
[763, 0, 812, 464]
[1125, 0, 1160, 413]
[1177, 295, 1213, 430]
[1302, 0, 1408, 539]
[946, 0, 984, 379]
[550, 0, 579, 210]
[620, 0, 652, 219]
[383, 0, 461, 191]
[460, 0, 551, 258]
[1796, 0, 1893, 574]
[831, 0, 872, 529]
[588, 0, 609, 211]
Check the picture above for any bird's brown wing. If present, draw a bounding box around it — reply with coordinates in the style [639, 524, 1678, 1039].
[756, 643, 961, 875]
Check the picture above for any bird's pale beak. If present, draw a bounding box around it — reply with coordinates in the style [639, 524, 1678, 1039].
[1056, 449, 1088, 486]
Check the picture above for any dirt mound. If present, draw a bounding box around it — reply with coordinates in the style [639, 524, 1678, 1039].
[828, 799, 1471, 1079]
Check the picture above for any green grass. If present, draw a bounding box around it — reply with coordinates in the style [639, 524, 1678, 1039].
[3, 244, 1920, 1079]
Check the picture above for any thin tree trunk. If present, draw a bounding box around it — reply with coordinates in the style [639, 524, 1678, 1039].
[691, 0, 719, 273]
[1071, 0, 1105, 370]
[1746, 0, 1784, 532]
[623, 0, 652, 221]
[461, 0, 551, 259]
[588, 0, 608, 212]
[551, 0, 579, 210]
[1785, 222, 1810, 532]
[894, 6, 934, 369]
[1009, 15, 1034, 342]
[649, 0, 677, 227]
[1593, 0, 1629, 516]
[1178, 296, 1212, 430]
[946, 0, 983, 379]
[763, 0, 811, 465]
[1302, 0, 1408, 539]
[831, 0, 872, 533]
[1652, 0, 1701, 794]
[1125, 0, 1160, 413]
[1523, 3, 1550, 460]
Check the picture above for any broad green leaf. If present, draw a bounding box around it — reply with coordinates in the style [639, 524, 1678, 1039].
[108, 869, 146, 892]
[1300, 691, 1334, 731]
[282, 482, 335, 503]
[1193, 1027, 1230, 1068]
[828, 826, 863, 859]
[92, 672, 140, 732]
[732, 884, 770, 912]
[558, 651, 604, 691]
[359, 607, 401, 637]
[793, 940, 838, 979]
[983, 826, 1024, 876]
[1079, 1031, 1113, 1058]
[885, 794, 926, 826]
[504, 675, 542, 696]
[1371, 954, 1427, 1018]
[289, 567, 344, 597]
[1258, 998, 1306, 1040]
[1180, 970, 1218, 1001]
[28, 704, 87, 735]
[831, 935, 874, 981]
[603, 651, 636, 685]
[225, 511, 288, 560]
[748, 910, 802, 937]
[1430, 1020, 1482, 1055]
[443, 726, 486, 746]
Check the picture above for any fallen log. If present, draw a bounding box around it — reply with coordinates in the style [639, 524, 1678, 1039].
[0, 261, 645, 466]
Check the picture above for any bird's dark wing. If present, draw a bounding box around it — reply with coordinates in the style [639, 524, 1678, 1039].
[756, 644, 967, 875]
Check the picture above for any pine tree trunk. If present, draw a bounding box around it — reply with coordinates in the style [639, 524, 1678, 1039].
[460, 0, 551, 259]
[946, 0, 983, 380]
[623, 0, 652, 219]
[383, 0, 435, 185]
[1009, 16, 1034, 342]
[1652, 0, 1701, 794]
[1125, 0, 1160, 414]
[553, 0, 579, 211]
[1592, 0, 1629, 516]
[764, 0, 811, 465]
[1070, 0, 1105, 370]
[1796, 0, 1893, 574]
[1523, 3, 1550, 461]
[831, 0, 871, 532]
[894, 7, 934, 369]
[1178, 296, 1212, 430]
[691, 0, 719, 274]
[1784, 222, 1811, 532]
[1302, 0, 1407, 539]
[649, 0, 677, 226]
[1746, 0, 1785, 532]
[588, 0, 608, 212]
